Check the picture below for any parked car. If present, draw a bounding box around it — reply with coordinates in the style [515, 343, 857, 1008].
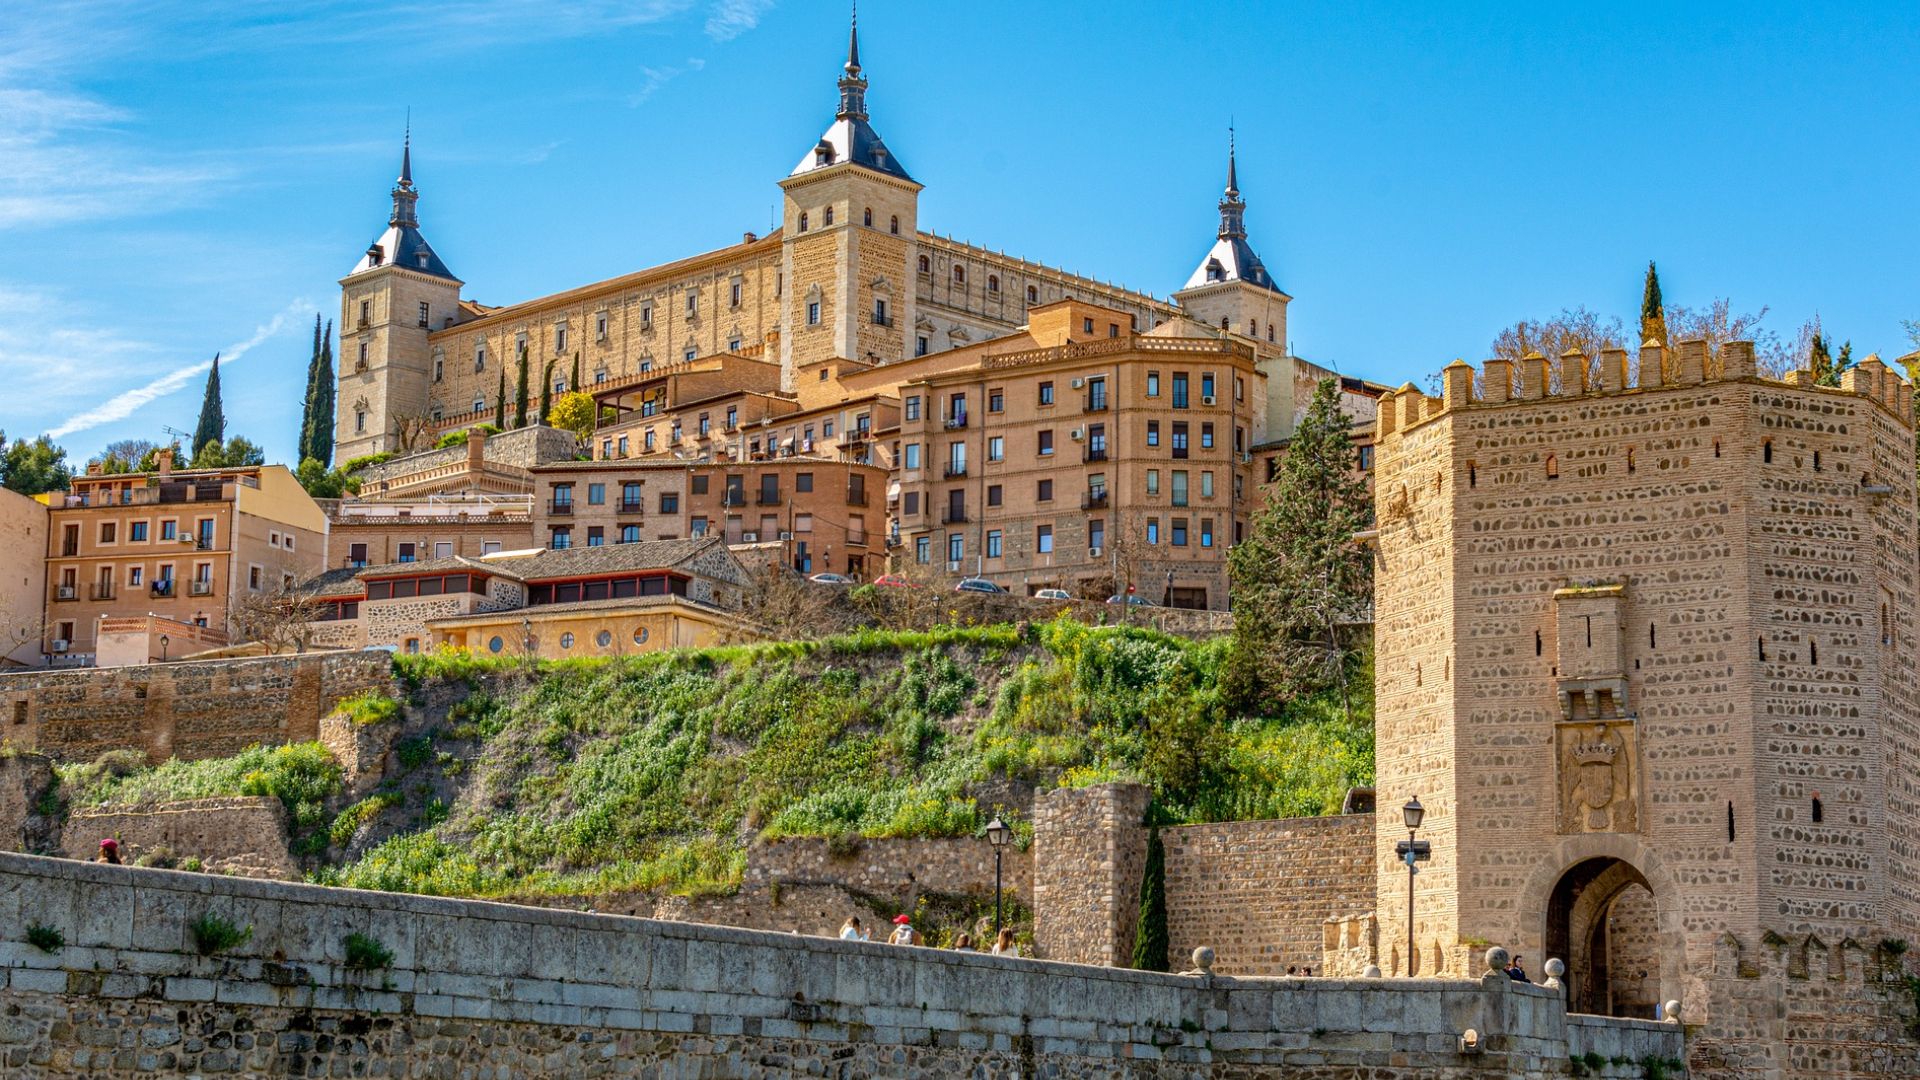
[809, 572, 856, 585]
[1032, 588, 1073, 601]
[955, 577, 1007, 594]
[871, 573, 921, 588]
[1106, 593, 1155, 607]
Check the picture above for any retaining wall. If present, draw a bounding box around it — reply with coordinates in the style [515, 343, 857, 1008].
[0, 852, 1680, 1077]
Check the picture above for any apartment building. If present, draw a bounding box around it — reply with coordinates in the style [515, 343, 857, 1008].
[529, 456, 888, 577]
[326, 495, 535, 568]
[889, 301, 1264, 608]
[43, 453, 326, 663]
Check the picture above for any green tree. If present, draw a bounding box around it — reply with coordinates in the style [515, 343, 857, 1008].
[570, 353, 581, 394]
[1227, 377, 1372, 716]
[135, 441, 181, 472]
[1131, 825, 1169, 972]
[494, 369, 508, 429]
[92, 438, 158, 475]
[548, 391, 597, 439]
[1640, 261, 1667, 346]
[191, 436, 265, 469]
[0, 434, 72, 495]
[295, 457, 358, 499]
[298, 316, 336, 466]
[513, 347, 530, 428]
[539, 358, 557, 425]
[191, 354, 225, 461]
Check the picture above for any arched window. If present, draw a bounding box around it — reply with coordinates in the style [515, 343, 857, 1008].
[1249, 320, 1257, 336]
[1267, 326, 1276, 343]
[1545, 454, 1559, 479]
[1811, 794, 1823, 823]
[824, 206, 834, 226]
[918, 254, 930, 273]
[952, 265, 966, 285]
[1026, 285, 1038, 303]
[863, 207, 872, 227]
[987, 274, 1000, 293]
[890, 215, 899, 234]
[1809, 639, 1819, 665]
[1534, 629, 1543, 657]
[1626, 448, 1636, 473]
[798, 212, 809, 232]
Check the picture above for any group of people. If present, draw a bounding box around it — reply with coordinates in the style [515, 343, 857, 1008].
[839, 915, 1019, 956]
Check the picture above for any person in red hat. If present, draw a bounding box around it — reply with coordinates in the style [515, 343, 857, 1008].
[96, 839, 121, 865]
[887, 914, 919, 946]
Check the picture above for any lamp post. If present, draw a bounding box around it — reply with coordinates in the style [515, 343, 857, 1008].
[1396, 796, 1428, 976]
[984, 816, 1012, 937]
[158, 634, 169, 663]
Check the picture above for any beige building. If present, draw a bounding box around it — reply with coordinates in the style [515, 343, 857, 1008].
[428, 595, 751, 661]
[43, 453, 326, 664]
[0, 488, 48, 666]
[1368, 341, 1919, 1058]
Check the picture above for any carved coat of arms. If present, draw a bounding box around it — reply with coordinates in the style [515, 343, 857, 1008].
[1557, 721, 1637, 833]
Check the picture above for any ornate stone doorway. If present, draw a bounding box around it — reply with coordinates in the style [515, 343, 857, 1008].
[1543, 857, 1661, 1017]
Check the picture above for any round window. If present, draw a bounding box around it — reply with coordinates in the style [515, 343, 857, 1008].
[596, 630, 613, 648]
[560, 632, 575, 650]
[633, 626, 650, 645]
[487, 635, 504, 654]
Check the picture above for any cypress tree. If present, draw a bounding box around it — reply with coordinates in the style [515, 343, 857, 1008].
[311, 321, 334, 465]
[570, 352, 581, 394]
[1639, 261, 1667, 347]
[495, 369, 508, 429]
[1131, 825, 1169, 972]
[539, 358, 557, 425]
[191, 354, 225, 463]
[513, 346, 530, 428]
[1809, 333, 1833, 384]
[298, 314, 323, 462]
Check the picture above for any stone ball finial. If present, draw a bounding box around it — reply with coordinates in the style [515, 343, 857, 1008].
[1542, 957, 1566, 990]
[1484, 946, 1511, 975]
[1191, 946, 1215, 974]
[1663, 1000, 1682, 1024]
[1362, 964, 1382, 978]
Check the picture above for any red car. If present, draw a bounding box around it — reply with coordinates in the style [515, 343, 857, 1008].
[872, 574, 921, 588]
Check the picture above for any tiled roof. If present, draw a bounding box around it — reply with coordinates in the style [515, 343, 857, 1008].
[489, 536, 724, 581]
[358, 555, 522, 581]
[301, 567, 368, 600]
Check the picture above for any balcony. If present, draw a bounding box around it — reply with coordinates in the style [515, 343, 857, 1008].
[943, 414, 969, 430]
[943, 463, 968, 479]
[722, 491, 748, 508]
[756, 492, 783, 506]
[548, 501, 574, 515]
[617, 500, 645, 514]
[941, 509, 969, 525]
[150, 580, 175, 598]
[1083, 447, 1109, 463]
[1082, 490, 1110, 510]
[1083, 396, 1109, 413]
[61, 544, 78, 557]
[847, 490, 870, 507]
[90, 584, 115, 601]
[189, 580, 214, 596]
[54, 585, 76, 602]
[871, 313, 893, 327]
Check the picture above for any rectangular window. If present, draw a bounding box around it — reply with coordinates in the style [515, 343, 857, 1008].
[905, 396, 921, 421]
[986, 530, 1003, 558]
[556, 325, 567, 352]
[129, 521, 148, 541]
[596, 312, 608, 340]
[987, 484, 1003, 507]
[1201, 519, 1214, 548]
[660, 492, 679, 513]
[1147, 371, 1160, 397]
[807, 301, 821, 325]
[1037, 479, 1053, 502]
[1172, 518, 1188, 546]
[99, 522, 116, 544]
[916, 536, 931, 564]
[1087, 377, 1107, 410]
[587, 483, 606, 505]
[551, 527, 572, 550]
[732, 281, 743, 307]
[1038, 381, 1054, 406]
[159, 520, 177, 540]
[434, 542, 454, 559]
[1147, 421, 1160, 448]
[587, 527, 604, 547]
[916, 335, 929, 357]
[1201, 373, 1216, 400]
[1201, 422, 1215, 449]
[1172, 372, 1189, 409]
[1172, 422, 1189, 458]
[1038, 430, 1054, 456]
[988, 390, 1004, 413]
[128, 566, 143, 587]
[1147, 518, 1160, 545]
[1037, 525, 1053, 554]
[1147, 469, 1160, 495]
[988, 436, 1004, 462]
[795, 472, 814, 493]
[1090, 519, 1105, 550]
[1201, 471, 1215, 498]
[686, 292, 699, 315]
[1172, 471, 1189, 507]
[904, 443, 922, 470]
[691, 474, 710, 495]
[904, 491, 919, 516]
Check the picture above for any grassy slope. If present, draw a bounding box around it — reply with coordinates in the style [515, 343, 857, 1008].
[59, 619, 1373, 899]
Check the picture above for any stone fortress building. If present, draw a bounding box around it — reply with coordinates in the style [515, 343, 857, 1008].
[1369, 340, 1920, 1077]
[332, 15, 1320, 469]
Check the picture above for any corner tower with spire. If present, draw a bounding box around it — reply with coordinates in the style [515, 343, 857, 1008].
[777, 6, 923, 384]
[336, 128, 466, 462]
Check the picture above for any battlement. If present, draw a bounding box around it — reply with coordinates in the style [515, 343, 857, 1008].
[1376, 339, 1916, 442]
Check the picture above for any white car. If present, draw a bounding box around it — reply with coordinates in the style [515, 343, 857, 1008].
[809, 572, 856, 585]
[1032, 588, 1073, 601]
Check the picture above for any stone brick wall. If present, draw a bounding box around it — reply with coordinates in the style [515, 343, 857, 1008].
[0, 651, 394, 764]
[354, 425, 577, 485]
[59, 797, 295, 879]
[1163, 813, 1375, 975]
[0, 851, 1680, 1078]
[1031, 782, 1150, 964]
[0, 752, 53, 851]
[742, 836, 1032, 901]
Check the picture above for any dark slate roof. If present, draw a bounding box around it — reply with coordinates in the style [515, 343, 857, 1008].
[495, 536, 728, 582]
[1185, 235, 1282, 294]
[790, 116, 913, 183]
[348, 222, 457, 281]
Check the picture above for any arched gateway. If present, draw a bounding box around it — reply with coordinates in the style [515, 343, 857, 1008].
[1543, 857, 1660, 1017]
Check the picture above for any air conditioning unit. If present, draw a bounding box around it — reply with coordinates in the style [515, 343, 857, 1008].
[1202, 394, 1217, 406]
[56, 586, 75, 600]
[51, 639, 69, 653]
[741, 532, 759, 543]
[946, 560, 962, 573]
[1070, 428, 1085, 441]
[1070, 377, 1084, 389]
[1089, 546, 1103, 558]
[778, 531, 794, 541]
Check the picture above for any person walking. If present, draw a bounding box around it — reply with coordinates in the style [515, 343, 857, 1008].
[839, 916, 868, 941]
[95, 839, 121, 865]
[991, 928, 1019, 957]
[953, 933, 974, 951]
[1506, 954, 1531, 983]
[888, 915, 919, 945]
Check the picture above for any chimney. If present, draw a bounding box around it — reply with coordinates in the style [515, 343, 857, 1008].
[156, 448, 174, 480]
[743, 230, 758, 244]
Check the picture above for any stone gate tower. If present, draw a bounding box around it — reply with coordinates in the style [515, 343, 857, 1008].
[1370, 340, 1920, 1075]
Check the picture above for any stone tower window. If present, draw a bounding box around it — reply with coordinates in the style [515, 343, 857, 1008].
[1534, 629, 1543, 657]
[1027, 285, 1038, 303]
[1763, 439, 1773, 463]
[1545, 454, 1559, 479]
[1811, 794, 1823, 823]
[1649, 622, 1657, 648]
[1812, 450, 1822, 472]
[1727, 802, 1736, 842]
[1714, 439, 1721, 457]
[1809, 639, 1818, 665]
[824, 206, 834, 226]
[863, 207, 872, 227]
[1467, 462, 1477, 488]
[952, 265, 965, 286]
[1626, 448, 1636, 474]
[799, 212, 809, 232]
[1757, 637, 1767, 661]
[988, 274, 1000, 293]
[890, 215, 899, 234]
[918, 254, 930, 274]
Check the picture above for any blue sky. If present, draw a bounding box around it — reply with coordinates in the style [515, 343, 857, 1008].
[3, 1, 1917, 467]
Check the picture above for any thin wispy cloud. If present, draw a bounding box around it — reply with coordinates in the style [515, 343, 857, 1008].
[705, 0, 775, 42]
[628, 58, 707, 106]
[47, 299, 311, 440]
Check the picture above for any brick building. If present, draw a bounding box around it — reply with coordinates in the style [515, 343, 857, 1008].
[1369, 340, 1919, 1072]
[43, 453, 326, 664]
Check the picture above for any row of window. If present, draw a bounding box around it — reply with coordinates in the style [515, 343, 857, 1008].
[899, 421, 1242, 468]
[911, 515, 1222, 563]
[483, 625, 652, 653]
[549, 471, 856, 507]
[63, 517, 219, 553]
[902, 467, 1233, 512]
[53, 561, 218, 596]
[343, 540, 507, 566]
[914, 372, 1237, 422]
[798, 206, 901, 235]
[548, 513, 868, 549]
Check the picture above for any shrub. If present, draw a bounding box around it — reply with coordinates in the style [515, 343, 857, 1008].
[330, 792, 402, 848]
[25, 923, 63, 952]
[340, 452, 393, 474]
[60, 743, 341, 818]
[190, 913, 252, 955]
[343, 932, 394, 970]
[337, 690, 400, 727]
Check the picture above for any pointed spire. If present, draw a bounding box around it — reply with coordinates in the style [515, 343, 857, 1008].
[389, 123, 419, 228]
[399, 114, 413, 187]
[845, 1, 860, 76]
[1217, 126, 1246, 240]
[835, 2, 868, 120]
[1225, 124, 1238, 197]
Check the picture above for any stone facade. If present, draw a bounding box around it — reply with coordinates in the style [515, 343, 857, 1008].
[60, 797, 296, 879]
[0, 651, 393, 763]
[1163, 813, 1376, 976]
[1370, 342, 1920, 1073]
[0, 486, 47, 667]
[0, 851, 1680, 1077]
[741, 836, 1032, 903]
[1031, 782, 1151, 965]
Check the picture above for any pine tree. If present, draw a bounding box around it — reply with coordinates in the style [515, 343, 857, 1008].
[191, 354, 226, 463]
[539, 358, 557, 425]
[1131, 825, 1169, 972]
[1226, 377, 1373, 715]
[513, 346, 530, 428]
[310, 321, 334, 466]
[495, 370, 508, 429]
[1639, 261, 1668, 347]
[1809, 333, 1833, 384]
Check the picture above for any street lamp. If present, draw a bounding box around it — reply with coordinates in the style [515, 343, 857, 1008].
[984, 816, 1012, 937]
[1396, 796, 1429, 976]
[158, 634, 170, 663]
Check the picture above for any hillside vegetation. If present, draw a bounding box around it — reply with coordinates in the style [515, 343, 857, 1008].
[56, 619, 1372, 899]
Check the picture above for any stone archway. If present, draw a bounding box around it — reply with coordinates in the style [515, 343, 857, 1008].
[1544, 857, 1660, 1017]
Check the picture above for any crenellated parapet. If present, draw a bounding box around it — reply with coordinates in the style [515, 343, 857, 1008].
[1376, 339, 1917, 445]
